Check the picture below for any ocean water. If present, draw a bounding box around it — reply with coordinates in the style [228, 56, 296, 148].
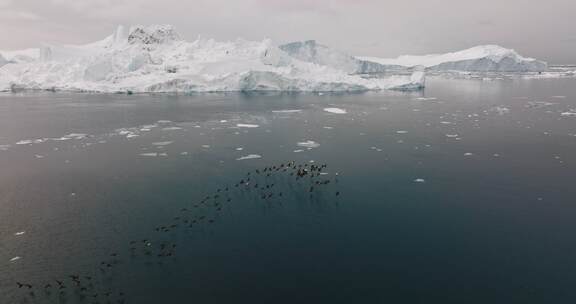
[1, 76, 576, 303]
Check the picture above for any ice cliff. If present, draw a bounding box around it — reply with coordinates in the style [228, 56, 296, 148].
[359, 45, 548, 72]
[0, 25, 424, 93]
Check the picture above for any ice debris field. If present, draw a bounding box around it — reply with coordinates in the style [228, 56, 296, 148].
[0, 24, 565, 94]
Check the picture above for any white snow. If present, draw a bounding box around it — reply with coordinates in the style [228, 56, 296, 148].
[0, 25, 424, 93]
[359, 45, 547, 72]
[323, 107, 347, 114]
[237, 154, 262, 160]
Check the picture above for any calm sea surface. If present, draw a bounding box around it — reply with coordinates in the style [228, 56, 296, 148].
[1, 76, 576, 303]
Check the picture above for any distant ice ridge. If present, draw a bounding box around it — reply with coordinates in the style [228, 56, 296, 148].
[0, 25, 424, 93]
[359, 45, 548, 72]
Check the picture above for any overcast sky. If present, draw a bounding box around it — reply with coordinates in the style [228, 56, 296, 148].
[1, 0, 575, 63]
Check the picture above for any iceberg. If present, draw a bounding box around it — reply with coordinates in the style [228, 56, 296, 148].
[279, 40, 404, 74]
[0, 25, 424, 93]
[359, 45, 548, 72]
[0, 53, 7, 68]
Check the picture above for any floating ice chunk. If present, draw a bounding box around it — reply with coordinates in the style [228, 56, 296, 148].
[126, 134, 139, 138]
[551, 96, 566, 98]
[152, 141, 173, 146]
[526, 101, 556, 109]
[560, 110, 576, 116]
[323, 108, 347, 114]
[10, 256, 21, 262]
[16, 140, 34, 145]
[414, 178, 426, 183]
[490, 106, 510, 115]
[64, 133, 87, 139]
[162, 127, 183, 131]
[414, 97, 437, 101]
[34, 154, 44, 159]
[139, 153, 158, 157]
[446, 134, 459, 138]
[14, 231, 26, 236]
[272, 110, 302, 113]
[237, 154, 262, 160]
[180, 152, 189, 155]
[236, 124, 260, 128]
[464, 152, 474, 156]
[323, 126, 334, 129]
[0, 144, 10, 150]
[396, 130, 408, 134]
[297, 140, 320, 149]
[201, 145, 211, 148]
[157, 120, 172, 124]
[293, 149, 304, 153]
[235, 147, 244, 151]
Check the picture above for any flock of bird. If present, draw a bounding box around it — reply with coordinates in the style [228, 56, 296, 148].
[13, 161, 341, 303]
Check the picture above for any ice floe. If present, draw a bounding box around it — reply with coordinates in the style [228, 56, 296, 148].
[152, 141, 173, 146]
[323, 108, 347, 114]
[297, 140, 320, 149]
[272, 110, 302, 113]
[236, 154, 262, 160]
[236, 124, 260, 128]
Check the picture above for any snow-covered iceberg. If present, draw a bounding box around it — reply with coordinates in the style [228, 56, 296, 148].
[359, 45, 548, 72]
[279, 40, 404, 74]
[0, 25, 424, 93]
